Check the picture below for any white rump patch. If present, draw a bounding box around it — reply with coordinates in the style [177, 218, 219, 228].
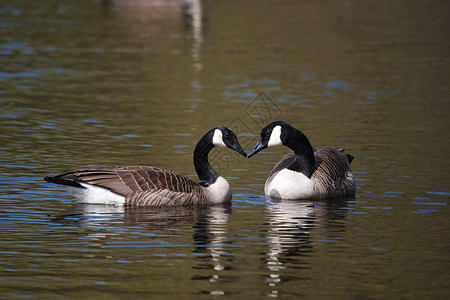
[202, 176, 231, 204]
[212, 128, 226, 147]
[268, 125, 282, 147]
[64, 183, 125, 205]
[265, 169, 314, 199]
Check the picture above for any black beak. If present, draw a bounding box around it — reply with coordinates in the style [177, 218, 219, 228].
[247, 138, 267, 158]
[230, 141, 247, 157]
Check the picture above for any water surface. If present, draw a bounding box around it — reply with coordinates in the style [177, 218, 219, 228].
[1, 0, 449, 298]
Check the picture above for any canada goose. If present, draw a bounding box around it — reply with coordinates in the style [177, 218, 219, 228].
[247, 121, 356, 199]
[44, 126, 247, 206]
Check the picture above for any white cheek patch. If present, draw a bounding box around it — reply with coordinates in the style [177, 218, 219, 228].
[268, 125, 282, 147]
[212, 129, 226, 147]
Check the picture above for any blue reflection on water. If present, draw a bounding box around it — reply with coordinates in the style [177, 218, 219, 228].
[0, 42, 27, 54]
[325, 80, 352, 90]
[226, 83, 250, 89]
[426, 191, 450, 196]
[412, 202, 446, 206]
[83, 119, 102, 124]
[0, 70, 44, 80]
[413, 209, 440, 213]
[1, 164, 37, 169]
[224, 91, 256, 98]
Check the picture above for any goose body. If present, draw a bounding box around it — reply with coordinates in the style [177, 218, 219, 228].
[45, 127, 246, 206]
[248, 121, 356, 199]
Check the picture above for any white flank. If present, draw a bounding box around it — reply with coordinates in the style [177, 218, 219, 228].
[202, 176, 232, 203]
[64, 183, 125, 205]
[268, 125, 282, 147]
[265, 169, 314, 199]
[212, 129, 226, 147]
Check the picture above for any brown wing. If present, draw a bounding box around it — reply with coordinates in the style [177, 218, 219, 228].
[69, 165, 208, 206]
[312, 147, 355, 196]
[313, 147, 354, 178]
[267, 151, 295, 178]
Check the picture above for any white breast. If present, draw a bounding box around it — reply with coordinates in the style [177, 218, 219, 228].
[64, 183, 125, 205]
[202, 176, 232, 204]
[264, 169, 314, 199]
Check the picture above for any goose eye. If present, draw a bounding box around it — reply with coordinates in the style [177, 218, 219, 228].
[265, 130, 271, 137]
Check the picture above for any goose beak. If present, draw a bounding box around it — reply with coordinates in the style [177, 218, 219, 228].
[230, 142, 247, 157]
[247, 139, 266, 158]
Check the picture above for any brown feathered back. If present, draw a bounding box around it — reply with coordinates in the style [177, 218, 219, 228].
[312, 147, 355, 196]
[67, 165, 209, 206]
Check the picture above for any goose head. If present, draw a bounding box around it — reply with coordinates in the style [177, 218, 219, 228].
[247, 121, 293, 158]
[211, 126, 247, 157]
[194, 126, 247, 187]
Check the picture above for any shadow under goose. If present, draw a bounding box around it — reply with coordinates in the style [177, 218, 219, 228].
[45, 127, 246, 206]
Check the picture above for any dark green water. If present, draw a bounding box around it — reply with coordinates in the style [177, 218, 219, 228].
[1, 0, 449, 298]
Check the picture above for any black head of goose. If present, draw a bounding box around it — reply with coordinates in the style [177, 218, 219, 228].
[44, 126, 247, 206]
[247, 120, 356, 199]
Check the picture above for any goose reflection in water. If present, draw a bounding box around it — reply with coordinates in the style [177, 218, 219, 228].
[52, 203, 230, 229]
[51, 204, 126, 227]
[54, 203, 231, 296]
[264, 196, 351, 295]
[191, 204, 231, 292]
[182, 0, 203, 86]
[101, 0, 204, 87]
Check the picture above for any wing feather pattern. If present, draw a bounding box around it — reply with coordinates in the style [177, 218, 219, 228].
[312, 147, 355, 197]
[64, 165, 208, 206]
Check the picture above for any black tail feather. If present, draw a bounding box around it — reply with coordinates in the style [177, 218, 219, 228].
[44, 175, 86, 189]
[346, 154, 355, 164]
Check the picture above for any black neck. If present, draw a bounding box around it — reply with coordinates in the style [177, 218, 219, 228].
[285, 128, 316, 178]
[193, 131, 219, 187]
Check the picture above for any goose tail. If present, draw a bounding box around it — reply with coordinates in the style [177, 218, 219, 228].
[44, 174, 85, 189]
[345, 154, 355, 164]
